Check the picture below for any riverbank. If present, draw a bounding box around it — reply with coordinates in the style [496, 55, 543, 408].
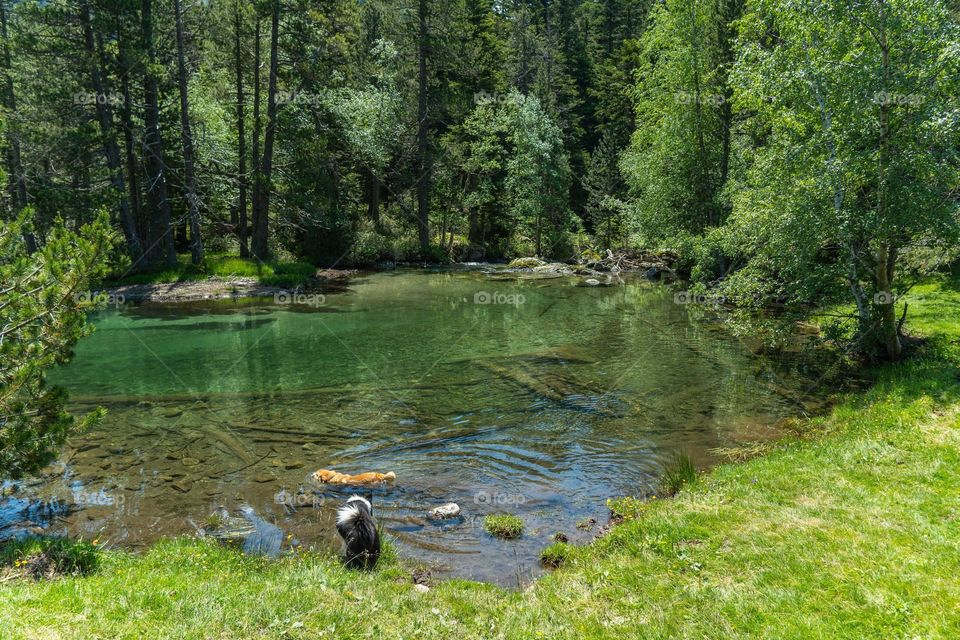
[102, 253, 362, 302]
[104, 254, 319, 292]
[1, 272, 958, 638]
[100, 251, 676, 302]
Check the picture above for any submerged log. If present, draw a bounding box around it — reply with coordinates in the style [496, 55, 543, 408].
[198, 423, 256, 465]
[476, 360, 645, 417]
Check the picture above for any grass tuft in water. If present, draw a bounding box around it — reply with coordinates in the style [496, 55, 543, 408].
[659, 451, 697, 496]
[204, 512, 226, 530]
[483, 514, 524, 539]
[539, 542, 571, 568]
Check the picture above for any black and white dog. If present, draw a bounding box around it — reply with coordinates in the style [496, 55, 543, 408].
[336, 495, 381, 569]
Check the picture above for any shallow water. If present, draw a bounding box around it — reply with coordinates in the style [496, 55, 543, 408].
[2, 268, 820, 585]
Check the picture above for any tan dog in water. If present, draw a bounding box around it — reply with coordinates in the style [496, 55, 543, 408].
[312, 469, 396, 485]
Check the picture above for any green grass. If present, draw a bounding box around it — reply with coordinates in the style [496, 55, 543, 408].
[0, 537, 98, 578]
[105, 253, 316, 288]
[482, 514, 524, 539]
[658, 451, 697, 496]
[539, 542, 571, 569]
[2, 270, 959, 638]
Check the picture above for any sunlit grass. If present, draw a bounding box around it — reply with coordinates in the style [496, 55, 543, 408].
[105, 253, 316, 288]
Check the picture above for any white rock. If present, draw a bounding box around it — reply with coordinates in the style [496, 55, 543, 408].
[430, 502, 461, 519]
[585, 278, 600, 286]
[414, 583, 430, 593]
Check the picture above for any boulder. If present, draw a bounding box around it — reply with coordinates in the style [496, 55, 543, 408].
[430, 502, 462, 519]
[532, 263, 574, 275]
[507, 257, 546, 269]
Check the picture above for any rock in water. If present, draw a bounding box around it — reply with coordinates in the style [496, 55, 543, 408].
[508, 257, 546, 269]
[430, 503, 461, 519]
[584, 278, 600, 286]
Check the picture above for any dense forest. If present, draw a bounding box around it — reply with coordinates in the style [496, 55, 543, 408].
[1, 0, 958, 359]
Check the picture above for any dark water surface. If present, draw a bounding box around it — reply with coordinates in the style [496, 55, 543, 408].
[2, 268, 820, 585]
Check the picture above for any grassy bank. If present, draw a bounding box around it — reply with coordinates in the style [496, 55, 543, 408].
[2, 275, 959, 639]
[105, 253, 317, 289]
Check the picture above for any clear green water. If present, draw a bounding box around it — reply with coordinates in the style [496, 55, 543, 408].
[6, 268, 816, 585]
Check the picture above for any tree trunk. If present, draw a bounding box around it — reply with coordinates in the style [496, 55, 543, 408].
[252, 0, 279, 261]
[516, 7, 530, 95]
[415, 0, 431, 256]
[116, 19, 142, 244]
[80, 0, 140, 258]
[141, 0, 175, 267]
[174, 0, 203, 265]
[874, 244, 901, 360]
[535, 209, 542, 256]
[873, 6, 901, 362]
[366, 168, 380, 229]
[234, 1, 248, 257]
[251, 17, 262, 261]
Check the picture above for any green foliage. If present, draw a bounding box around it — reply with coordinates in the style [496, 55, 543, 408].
[324, 39, 406, 175]
[583, 129, 628, 250]
[622, 0, 741, 241]
[620, 0, 960, 360]
[724, 0, 960, 359]
[443, 91, 577, 259]
[0, 210, 115, 479]
[482, 513, 524, 539]
[506, 93, 578, 258]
